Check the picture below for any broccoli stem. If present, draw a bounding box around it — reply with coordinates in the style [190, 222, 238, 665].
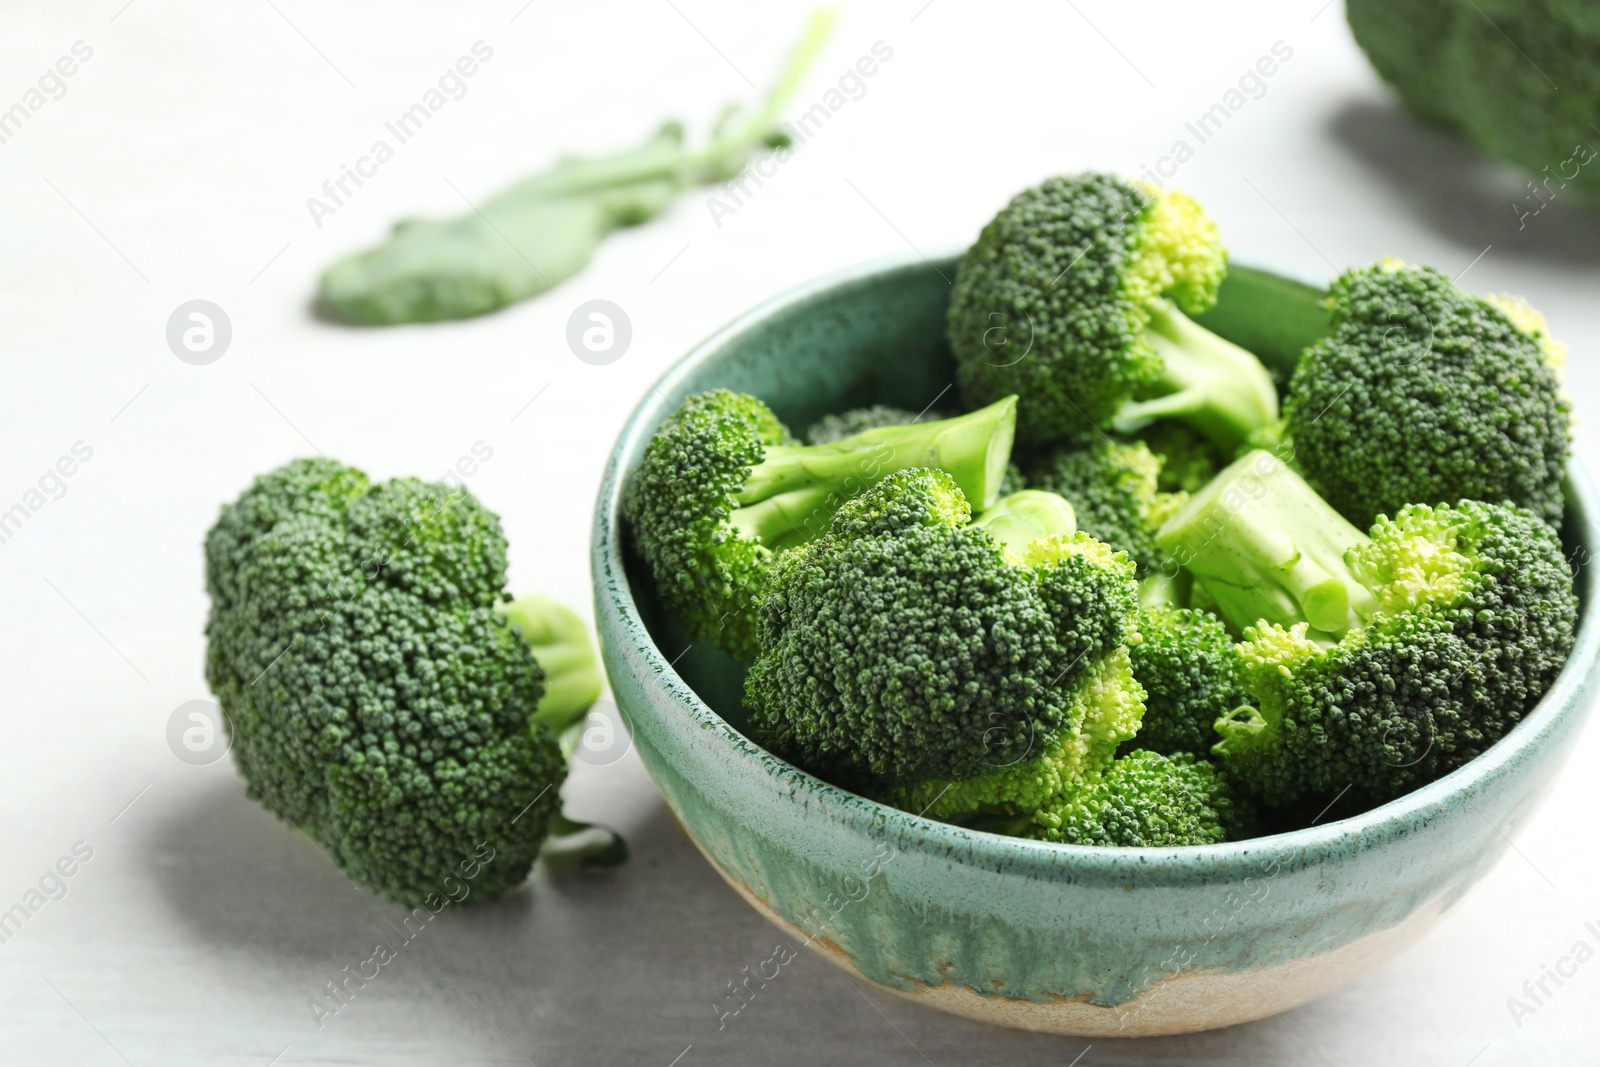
[1138, 568, 1192, 609]
[972, 489, 1077, 556]
[497, 595, 605, 734]
[730, 396, 1018, 551]
[1113, 300, 1280, 452]
[1154, 449, 1377, 637]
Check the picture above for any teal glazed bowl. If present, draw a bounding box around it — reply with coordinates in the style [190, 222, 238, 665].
[592, 252, 1600, 1036]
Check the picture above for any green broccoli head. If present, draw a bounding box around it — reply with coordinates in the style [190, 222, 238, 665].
[1158, 451, 1579, 808]
[205, 459, 601, 906]
[1284, 260, 1571, 528]
[622, 389, 1018, 661]
[745, 469, 1138, 787]
[885, 645, 1146, 821]
[1037, 750, 1237, 847]
[1026, 438, 1185, 575]
[948, 173, 1277, 450]
[1127, 605, 1249, 759]
[1347, 0, 1600, 198]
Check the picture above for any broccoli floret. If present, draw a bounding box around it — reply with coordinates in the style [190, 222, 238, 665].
[1026, 438, 1185, 575]
[1283, 260, 1570, 528]
[804, 404, 922, 445]
[1347, 0, 1600, 199]
[948, 173, 1279, 450]
[1127, 605, 1250, 760]
[622, 389, 1017, 661]
[745, 469, 1136, 787]
[1156, 450, 1579, 807]
[204, 459, 605, 905]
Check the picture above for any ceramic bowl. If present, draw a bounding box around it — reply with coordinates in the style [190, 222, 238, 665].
[591, 252, 1600, 1037]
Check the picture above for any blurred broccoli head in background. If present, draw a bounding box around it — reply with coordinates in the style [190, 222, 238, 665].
[1347, 0, 1600, 199]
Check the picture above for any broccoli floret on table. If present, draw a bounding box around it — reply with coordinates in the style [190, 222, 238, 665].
[205, 458, 607, 905]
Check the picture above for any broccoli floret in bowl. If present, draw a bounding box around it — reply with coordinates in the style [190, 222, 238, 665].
[948, 173, 1280, 451]
[621, 389, 1017, 661]
[1281, 259, 1570, 529]
[1157, 449, 1579, 809]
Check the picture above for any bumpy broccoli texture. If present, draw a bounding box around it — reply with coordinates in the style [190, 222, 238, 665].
[622, 389, 1016, 660]
[205, 459, 602, 905]
[1044, 751, 1238, 847]
[1347, 0, 1600, 199]
[746, 469, 1237, 846]
[1284, 260, 1570, 528]
[885, 644, 1244, 847]
[1127, 605, 1250, 760]
[745, 469, 1132, 786]
[948, 173, 1278, 450]
[1158, 450, 1579, 808]
[1026, 438, 1184, 575]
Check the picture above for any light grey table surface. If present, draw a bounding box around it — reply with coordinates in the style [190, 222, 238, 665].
[2, 1, 1597, 1064]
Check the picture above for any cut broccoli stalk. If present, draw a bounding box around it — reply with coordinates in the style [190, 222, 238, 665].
[729, 395, 1017, 552]
[497, 594, 605, 734]
[972, 489, 1077, 555]
[1154, 449, 1377, 637]
[1113, 300, 1282, 453]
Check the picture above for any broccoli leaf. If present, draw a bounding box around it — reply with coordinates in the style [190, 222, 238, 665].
[315, 11, 835, 325]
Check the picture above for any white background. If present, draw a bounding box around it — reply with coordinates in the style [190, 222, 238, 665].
[1, 1, 1597, 1064]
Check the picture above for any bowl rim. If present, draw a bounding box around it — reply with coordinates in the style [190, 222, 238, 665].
[593, 248, 1600, 878]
